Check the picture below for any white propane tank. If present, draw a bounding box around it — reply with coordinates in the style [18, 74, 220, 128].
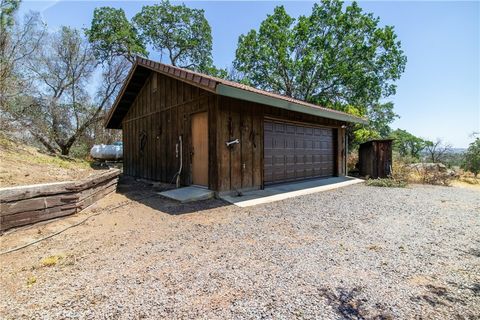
[90, 142, 123, 160]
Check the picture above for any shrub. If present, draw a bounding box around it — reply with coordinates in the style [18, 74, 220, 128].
[391, 153, 457, 186]
[409, 163, 454, 186]
[347, 152, 359, 173]
[366, 178, 407, 188]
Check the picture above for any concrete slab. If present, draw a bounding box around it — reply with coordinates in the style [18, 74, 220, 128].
[159, 186, 214, 203]
[220, 176, 364, 207]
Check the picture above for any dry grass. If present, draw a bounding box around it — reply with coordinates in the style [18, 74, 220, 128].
[26, 276, 37, 287]
[0, 133, 95, 187]
[389, 155, 454, 186]
[40, 255, 63, 267]
[451, 173, 480, 190]
[457, 172, 479, 185]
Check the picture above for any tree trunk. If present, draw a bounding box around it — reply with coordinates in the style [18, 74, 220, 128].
[60, 145, 71, 156]
[30, 131, 59, 154]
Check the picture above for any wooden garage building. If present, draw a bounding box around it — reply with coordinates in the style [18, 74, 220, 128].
[105, 57, 367, 193]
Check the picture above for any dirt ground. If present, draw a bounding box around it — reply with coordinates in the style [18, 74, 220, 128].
[0, 135, 98, 187]
[0, 180, 479, 319]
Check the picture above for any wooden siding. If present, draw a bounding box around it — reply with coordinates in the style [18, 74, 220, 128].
[121, 71, 348, 192]
[358, 140, 393, 178]
[215, 96, 347, 192]
[122, 72, 216, 187]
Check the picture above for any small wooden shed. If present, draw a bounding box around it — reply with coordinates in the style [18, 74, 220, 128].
[105, 57, 367, 194]
[358, 139, 393, 179]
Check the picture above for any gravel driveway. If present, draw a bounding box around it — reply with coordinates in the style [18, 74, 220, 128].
[1, 182, 479, 319]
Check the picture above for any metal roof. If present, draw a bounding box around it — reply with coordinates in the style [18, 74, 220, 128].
[105, 56, 368, 128]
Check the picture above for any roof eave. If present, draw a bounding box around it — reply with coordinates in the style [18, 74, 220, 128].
[216, 84, 368, 125]
[105, 61, 139, 129]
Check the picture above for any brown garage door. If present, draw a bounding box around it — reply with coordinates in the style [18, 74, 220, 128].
[264, 120, 336, 184]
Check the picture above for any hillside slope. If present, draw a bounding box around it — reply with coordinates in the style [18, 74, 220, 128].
[0, 135, 96, 187]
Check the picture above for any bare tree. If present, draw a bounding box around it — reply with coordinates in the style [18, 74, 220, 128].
[0, 11, 45, 109]
[424, 139, 452, 163]
[6, 26, 129, 155]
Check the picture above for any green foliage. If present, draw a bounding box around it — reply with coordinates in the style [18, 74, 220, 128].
[367, 102, 398, 137]
[365, 178, 407, 188]
[202, 65, 229, 79]
[353, 128, 381, 144]
[389, 129, 427, 159]
[0, 0, 20, 30]
[133, 0, 213, 71]
[441, 152, 465, 168]
[85, 7, 147, 62]
[233, 0, 407, 112]
[336, 103, 393, 148]
[462, 138, 480, 177]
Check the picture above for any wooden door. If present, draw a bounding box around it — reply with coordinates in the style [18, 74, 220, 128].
[191, 112, 208, 186]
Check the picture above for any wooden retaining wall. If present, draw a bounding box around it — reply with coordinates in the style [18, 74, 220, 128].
[0, 169, 120, 232]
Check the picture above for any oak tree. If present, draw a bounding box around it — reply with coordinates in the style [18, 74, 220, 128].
[462, 137, 480, 177]
[133, 0, 213, 71]
[233, 0, 407, 136]
[85, 7, 147, 63]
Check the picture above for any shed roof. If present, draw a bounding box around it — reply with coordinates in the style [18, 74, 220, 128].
[105, 57, 368, 128]
[360, 139, 394, 145]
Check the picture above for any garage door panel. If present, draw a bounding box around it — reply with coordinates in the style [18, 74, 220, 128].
[264, 154, 273, 165]
[264, 120, 335, 184]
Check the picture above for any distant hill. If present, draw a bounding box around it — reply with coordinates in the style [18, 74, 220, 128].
[421, 147, 466, 156]
[448, 148, 467, 154]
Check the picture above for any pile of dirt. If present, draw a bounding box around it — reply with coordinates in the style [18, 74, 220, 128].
[0, 134, 97, 187]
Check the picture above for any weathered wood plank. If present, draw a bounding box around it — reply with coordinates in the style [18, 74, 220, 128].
[69, 169, 120, 191]
[230, 101, 242, 191]
[161, 110, 166, 182]
[77, 184, 117, 211]
[217, 97, 231, 191]
[2, 202, 78, 223]
[240, 104, 253, 189]
[0, 170, 119, 203]
[0, 181, 76, 203]
[1, 194, 78, 216]
[208, 95, 218, 191]
[1, 207, 78, 231]
[252, 105, 263, 189]
[337, 127, 346, 176]
[0, 173, 119, 231]
[78, 178, 118, 201]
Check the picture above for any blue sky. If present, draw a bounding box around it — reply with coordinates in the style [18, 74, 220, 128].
[20, 1, 479, 148]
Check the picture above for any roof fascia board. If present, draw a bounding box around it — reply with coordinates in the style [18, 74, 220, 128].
[216, 84, 368, 125]
[105, 62, 140, 128]
[138, 61, 217, 94]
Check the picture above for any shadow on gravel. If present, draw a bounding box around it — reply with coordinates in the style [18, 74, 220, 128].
[411, 284, 467, 308]
[116, 175, 230, 215]
[319, 287, 393, 320]
[467, 248, 480, 258]
[469, 283, 480, 296]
